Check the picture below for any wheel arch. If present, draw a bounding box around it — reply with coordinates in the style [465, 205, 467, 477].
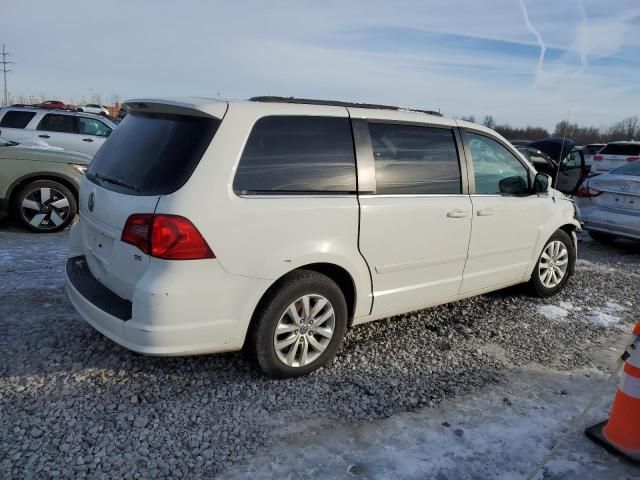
[7, 172, 79, 213]
[244, 262, 358, 349]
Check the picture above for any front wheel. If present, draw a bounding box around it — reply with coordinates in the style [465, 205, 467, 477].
[529, 229, 575, 297]
[13, 180, 77, 232]
[250, 270, 348, 378]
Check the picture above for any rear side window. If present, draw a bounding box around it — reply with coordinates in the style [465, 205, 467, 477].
[0, 110, 36, 128]
[87, 112, 220, 196]
[37, 114, 76, 133]
[600, 144, 640, 156]
[368, 123, 462, 194]
[233, 116, 356, 194]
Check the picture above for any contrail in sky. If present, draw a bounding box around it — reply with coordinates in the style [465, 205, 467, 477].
[518, 0, 546, 86]
[576, 0, 589, 73]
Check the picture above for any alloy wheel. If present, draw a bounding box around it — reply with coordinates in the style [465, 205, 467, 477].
[538, 240, 569, 288]
[20, 187, 71, 231]
[273, 294, 335, 368]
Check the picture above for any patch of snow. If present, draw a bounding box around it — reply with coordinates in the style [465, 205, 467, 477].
[537, 305, 570, 321]
[558, 301, 582, 312]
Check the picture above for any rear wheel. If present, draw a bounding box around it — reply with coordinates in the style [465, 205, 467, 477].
[529, 229, 575, 297]
[13, 180, 77, 233]
[250, 270, 348, 378]
[588, 230, 617, 244]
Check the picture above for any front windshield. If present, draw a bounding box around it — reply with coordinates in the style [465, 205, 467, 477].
[611, 161, 640, 176]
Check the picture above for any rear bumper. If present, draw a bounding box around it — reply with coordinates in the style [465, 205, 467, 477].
[65, 255, 272, 356]
[582, 207, 640, 241]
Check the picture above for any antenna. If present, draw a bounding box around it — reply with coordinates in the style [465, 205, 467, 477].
[553, 110, 571, 199]
[0, 44, 15, 107]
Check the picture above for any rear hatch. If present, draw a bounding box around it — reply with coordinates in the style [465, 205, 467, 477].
[594, 143, 640, 172]
[78, 99, 225, 300]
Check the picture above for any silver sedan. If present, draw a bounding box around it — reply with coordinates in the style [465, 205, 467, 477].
[577, 161, 640, 242]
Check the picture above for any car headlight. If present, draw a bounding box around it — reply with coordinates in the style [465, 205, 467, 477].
[70, 163, 88, 175]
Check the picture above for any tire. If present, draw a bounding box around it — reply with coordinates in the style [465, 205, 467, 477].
[250, 270, 348, 378]
[528, 229, 575, 297]
[588, 230, 617, 244]
[76, 108, 84, 112]
[13, 180, 77, 233]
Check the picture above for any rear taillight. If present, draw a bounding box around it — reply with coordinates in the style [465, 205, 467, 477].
[593, 155, 603, 161]
[576, 183, 602, 198]
[627, 156, 639, 162]
[121, 214, 214, 260]
[122, 214, 152, 254]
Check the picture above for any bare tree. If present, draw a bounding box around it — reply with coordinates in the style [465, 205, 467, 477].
[482, 115, 496, 129]
[460, 114, 476, 123]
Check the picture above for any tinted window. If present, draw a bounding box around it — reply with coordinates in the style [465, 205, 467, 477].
[0, 111, 37, 129]
[234, 116, 356, 194]
[369, 123, 461, 194]
[37, 114, 76, 133]
[467, 132, 530, 194]
[600, 143, 640, 156]
[78, 117, 111, 137]
[87, 112, 219, 195]
[526, 151, 553, 169]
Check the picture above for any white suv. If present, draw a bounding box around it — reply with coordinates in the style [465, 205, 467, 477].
[591, 141, 640, 174]
[0, 107, 115, 157]
[65, 97, 582, 377]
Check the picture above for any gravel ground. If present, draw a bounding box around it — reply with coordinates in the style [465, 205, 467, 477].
[0, 226, 638, 479]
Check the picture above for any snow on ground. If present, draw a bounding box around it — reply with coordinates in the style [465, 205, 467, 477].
[222, 365, 636, 480]
[537, 299, 628, 330]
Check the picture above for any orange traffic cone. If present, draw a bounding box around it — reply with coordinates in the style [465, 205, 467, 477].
[586, 321, 640, 463]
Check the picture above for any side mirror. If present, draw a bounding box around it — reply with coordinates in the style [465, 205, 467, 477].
[534, 172, 552, 194]
[498, 175, 529, 195]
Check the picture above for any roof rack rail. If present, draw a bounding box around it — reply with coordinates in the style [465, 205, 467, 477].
[249, 96, 442, 117]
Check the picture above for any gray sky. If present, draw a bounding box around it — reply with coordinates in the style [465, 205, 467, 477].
[2, 0, 639, 130]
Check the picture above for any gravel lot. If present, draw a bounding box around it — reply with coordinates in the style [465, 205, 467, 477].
[0, 225, 638, 479]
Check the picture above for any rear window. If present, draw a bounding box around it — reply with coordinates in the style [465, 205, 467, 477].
[0, 110, 36, 128]
[600, 143, 640, 156]
[87, 112, 220, 196]
[37, 114, 76, 133]
[612, 161, 640, 176]
[233, 116, 356, 194]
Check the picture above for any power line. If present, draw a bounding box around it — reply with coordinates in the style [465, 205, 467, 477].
[1, 44, 15, 107]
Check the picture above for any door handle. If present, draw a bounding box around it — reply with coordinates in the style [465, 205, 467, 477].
[477, 208, 496, 216]
[446, 209, 470, 218]
[38, 134, 50, 139]
[82, 138, 94, 142]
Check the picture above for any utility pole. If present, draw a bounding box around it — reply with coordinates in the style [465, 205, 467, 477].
[1, 44, 15, 107]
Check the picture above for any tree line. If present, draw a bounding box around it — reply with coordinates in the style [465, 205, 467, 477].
[459, 114, 639, 145]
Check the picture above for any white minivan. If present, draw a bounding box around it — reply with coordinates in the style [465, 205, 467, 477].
[65, 97, 582, 377]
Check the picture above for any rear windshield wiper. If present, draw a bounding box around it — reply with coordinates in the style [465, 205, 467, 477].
[94, 173, 139, 192]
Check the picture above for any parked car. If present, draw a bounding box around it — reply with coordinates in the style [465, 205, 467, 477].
[115, 106, 129, 123]
[577, 161, 640, 243]
[31, 100, 74, 111]
[76, 104, 110, 116]
[65, 96, 582, 378]
[0, 107, 116, 157]
[582, 143, 606, 168]
[0, 137, 91, 232]
[517, 138, 586, 195]
[591, 141, 640, 175]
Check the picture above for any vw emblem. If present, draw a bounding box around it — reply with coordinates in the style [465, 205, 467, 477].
[88, 192, 95, 212]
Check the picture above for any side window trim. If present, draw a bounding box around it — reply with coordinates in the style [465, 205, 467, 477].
[359, 119, 466, 196]
[460, 128, 535, 195]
